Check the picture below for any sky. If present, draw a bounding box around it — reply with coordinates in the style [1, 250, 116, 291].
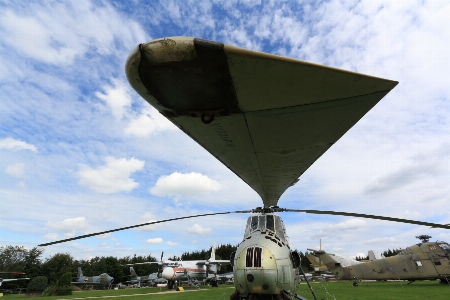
[0, 0, 449, 262]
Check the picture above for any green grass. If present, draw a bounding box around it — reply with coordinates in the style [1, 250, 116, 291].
[304, 280, 450, 300]
[2, 281, 450, 299]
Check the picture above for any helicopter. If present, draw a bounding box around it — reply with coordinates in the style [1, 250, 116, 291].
[39, 37, 450, 300]
[309, 235, 450, 286]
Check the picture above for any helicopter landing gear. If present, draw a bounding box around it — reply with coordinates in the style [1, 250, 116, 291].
[230, 290, 240, 300]
[167, 280, 175, 289]
[353, 281, 358, 287]
[211, 279, 219, 287]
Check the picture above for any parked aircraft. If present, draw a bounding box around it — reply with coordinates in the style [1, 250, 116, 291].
[39, 37, 450, 299]
[310, 236, 450, 285]
[306, 250, 380, 272]
[125, 245, 229, 289]
[126, 267, 166, 286]
[0, 272, 29, 286]
[72, 267, 114, 287]
[216, 272, 234, 284]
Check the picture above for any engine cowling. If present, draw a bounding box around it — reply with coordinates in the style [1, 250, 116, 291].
[162, 267, 175, 280]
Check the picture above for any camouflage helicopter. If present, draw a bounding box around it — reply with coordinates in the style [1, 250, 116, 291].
[310, 235, 450, 286]
[39, 37, 450, 300]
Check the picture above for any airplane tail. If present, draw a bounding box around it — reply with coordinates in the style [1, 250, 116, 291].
[77, 267, 83, 278]
[130, 267, 138, 280]
[210, 243, 216, 261]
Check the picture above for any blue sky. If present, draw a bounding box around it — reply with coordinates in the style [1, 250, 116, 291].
[0, 0, 449, 260]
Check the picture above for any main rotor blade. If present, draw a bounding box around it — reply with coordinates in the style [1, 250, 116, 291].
[284, 209, 450, 229]
[38, 210, 252, 246]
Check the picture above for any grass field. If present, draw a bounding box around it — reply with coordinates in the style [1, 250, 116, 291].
[2, 281, 450, 299]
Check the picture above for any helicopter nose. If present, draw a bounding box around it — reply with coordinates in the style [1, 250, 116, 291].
[235, 246, 278, 295]
[162, 267, 175, 280]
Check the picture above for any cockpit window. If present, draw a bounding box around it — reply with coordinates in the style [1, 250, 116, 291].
[251, 216, 258, 231]
[245, 214, 287, 241]
[439, 243, 450, 253]
[275, 216, 286, 240]
[258, 215, 266, 231]
[266, 215, 274, 231]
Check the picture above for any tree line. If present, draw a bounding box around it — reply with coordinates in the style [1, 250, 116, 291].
[355, 248, 402, 261]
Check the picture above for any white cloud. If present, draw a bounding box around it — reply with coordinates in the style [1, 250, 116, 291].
[78, 156, 144, 193]
[146, 237, 163, 244]
[333, 219, 367, 231]
[125, 108, 176, 137]
[0, 137, 37, 152]
[0, 10, 78, 64]
[167, 241, 178, 246]
[150, 172, 221, 197]
[16, 181, 26, 189]
[140, 213, 161, 232]
[0, 1, 147, 65]
[47, 217, 88, 233]
[187, 224, 212, 235]
[96, 233, 111, 239]
[367, 237, 396, 244]
[5, 163, 25, 178]
[44, 233, 58, 240]
[96, 80, 132, 120]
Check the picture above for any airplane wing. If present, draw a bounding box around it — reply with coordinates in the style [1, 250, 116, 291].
[126, 37, 398, 207]
[217, 272, 233, 279]
[0, 278, 30, 286]
[196, 260, 230, 266]
[71, 279, 113, 286]
[71, 282, 109, 286]
[123, 262, 160, 266]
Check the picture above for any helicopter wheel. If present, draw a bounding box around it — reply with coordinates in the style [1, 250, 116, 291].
[167, 280, 175, 289]
[353, 281, 358, 287]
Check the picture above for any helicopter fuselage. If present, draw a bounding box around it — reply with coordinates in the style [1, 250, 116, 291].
[232, 213, 301, 299]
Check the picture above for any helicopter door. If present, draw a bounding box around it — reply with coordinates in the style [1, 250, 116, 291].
[429, 243, 450, 276]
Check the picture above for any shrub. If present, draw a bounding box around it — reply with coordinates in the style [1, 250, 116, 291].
[41, 285, 56, 297]
[55, 272, 72, 295]
[26, 276, 47, 296]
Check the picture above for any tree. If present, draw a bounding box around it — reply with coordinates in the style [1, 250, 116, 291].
[56, 272, 72, 295]
[215, 244, 238, 273]
[26, 276, 47, 297]
[41, 253, 74, 285]
[382, 248, 401, 257]
[0, 245, 43, 276]
[300, 251, 314, 272]
[118, 254, 158, 283]
[0, 245, 43, 289]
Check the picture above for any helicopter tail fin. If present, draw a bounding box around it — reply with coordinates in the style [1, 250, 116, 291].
[305, 253, 328, 272]
[314, 251, 343, 274]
